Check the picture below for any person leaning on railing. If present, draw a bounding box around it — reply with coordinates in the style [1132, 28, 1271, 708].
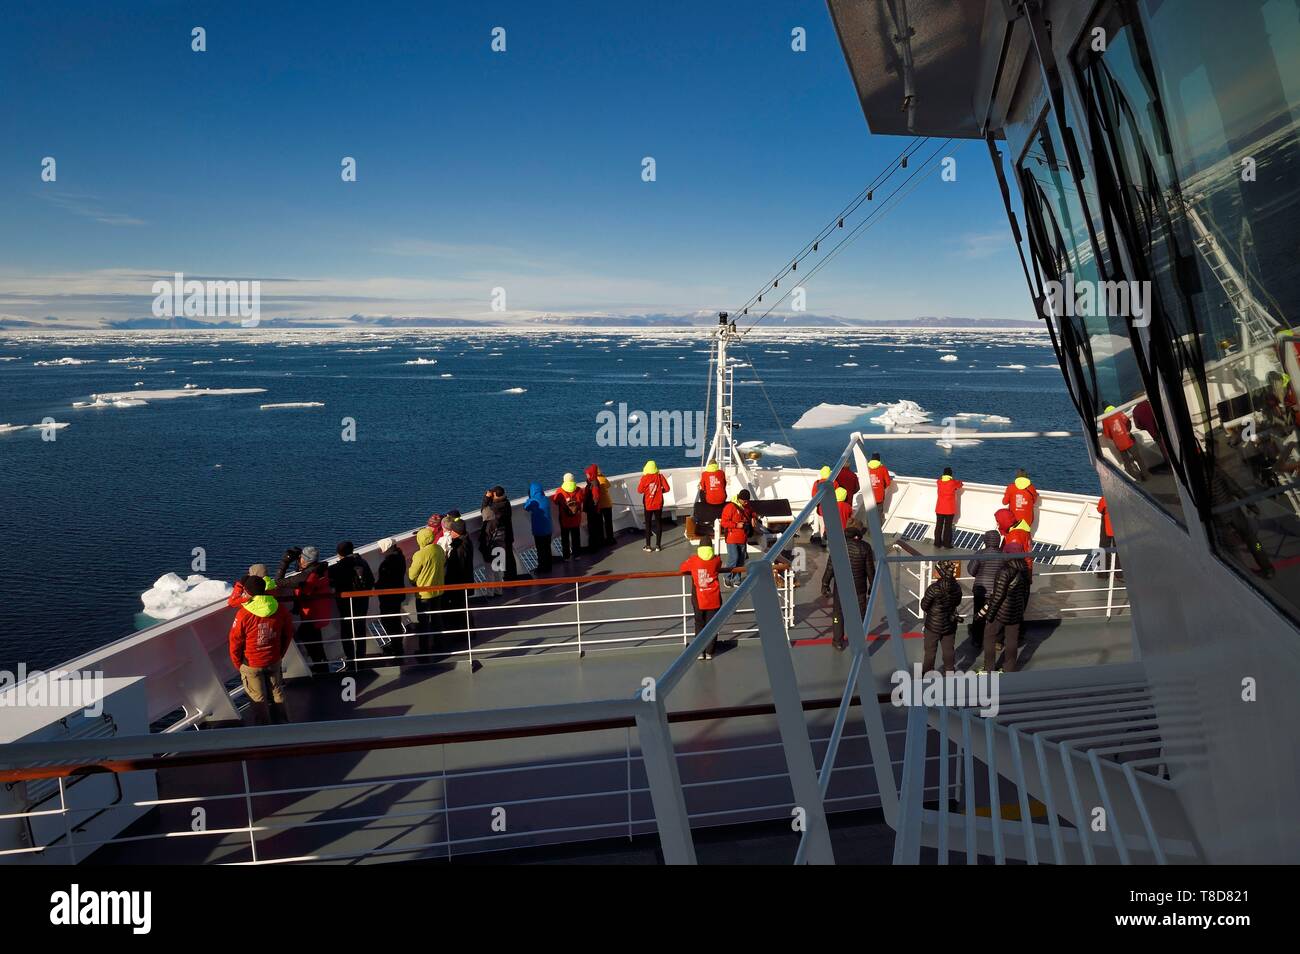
[820, 519, 875, 652]
[409, 526, 447, 661]
[227, 575, 294, 726]
[975, 542, 1030, 674]
[920, 560, 962, 674]
[681, 544, 723, 660]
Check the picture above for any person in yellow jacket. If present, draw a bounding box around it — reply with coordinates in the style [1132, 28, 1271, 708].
[408, 527, 447, 660]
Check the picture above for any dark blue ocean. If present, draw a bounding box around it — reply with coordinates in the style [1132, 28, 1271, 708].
[0, 329, 1096, 670]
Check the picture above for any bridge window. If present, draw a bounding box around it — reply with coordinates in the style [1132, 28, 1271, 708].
[1073, 0, 1300, 621]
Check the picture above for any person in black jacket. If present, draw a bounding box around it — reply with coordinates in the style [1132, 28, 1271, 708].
[441, 517, 477, 651]
[820, 520, 876, 650]
[375, 538, 408, 644]
[976, 541, 1030, 672]
[920, 560, 962, 673]
[965, 529, 1003, 652]
[488, 486, 527, 581]
[329, 541, 375, 670]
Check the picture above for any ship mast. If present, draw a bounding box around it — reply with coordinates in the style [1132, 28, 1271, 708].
[709, 312, 753, 485]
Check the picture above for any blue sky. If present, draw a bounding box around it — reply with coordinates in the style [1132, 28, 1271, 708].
[0, 0, 1029, 326]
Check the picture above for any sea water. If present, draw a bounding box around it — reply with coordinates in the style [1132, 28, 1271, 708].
[0, 328, 1095, 669]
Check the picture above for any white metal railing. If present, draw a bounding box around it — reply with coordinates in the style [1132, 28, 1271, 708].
[901, 560, 1128, 620]
[1, 711, 940, 865]
[801, 530, 1189, 866]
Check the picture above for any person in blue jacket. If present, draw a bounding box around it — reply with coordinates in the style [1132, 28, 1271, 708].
[524, 480, 555, 573]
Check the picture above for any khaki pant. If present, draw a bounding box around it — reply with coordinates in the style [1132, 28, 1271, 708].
[240, 662, 285, 704]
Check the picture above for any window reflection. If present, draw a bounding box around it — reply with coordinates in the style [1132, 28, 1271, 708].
[1074, 0, 1300, 611]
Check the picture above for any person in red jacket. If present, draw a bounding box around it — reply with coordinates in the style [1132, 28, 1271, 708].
[834, 486, 854, 528]
[934, 467, 963, 549]
[228, 576, 294, 725]
[1102, 405, 1148, 481]
[637, 460, 670, 552]
[866, 454, 892, 508]
[810, 464, 832, 544]
[1003, 470, 1038, 526]
[720, 490, 756, 586]
[552, 473, 585, 561]
[994, 507, 1015, 539]
[835, 464, 860, 497]
[292, 551, 335, 675]
[227, 563, 276, 608]
[1005, 519, 1035, 581]
[1095, 496, 1122, 578]
[699, 460, 727, 505]
[680, 544, 723, 659]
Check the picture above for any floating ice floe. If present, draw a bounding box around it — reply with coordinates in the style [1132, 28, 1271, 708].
[106, 357, 162, 364]
[1, 421, 70, 432]
[937, 439, 983, 449]
[90, 387, 267, 402]
[140, 573, 231, 621]
[940, 354, 959, 362]
[260, 402, 325, 409]
[440, 373, 453, 378]
[738, 440, 798, 458]
[34, 357, 94, 367]
[840, 362, 859, 367]
[404, 358, 439, 365]
[501, 387, 527, 394]
[998, 364, 1027, 370]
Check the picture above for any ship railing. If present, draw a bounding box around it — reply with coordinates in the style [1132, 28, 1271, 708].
[898, 556, 1128, 620]
[799, 542, 1193, 865]
[299, 562, 795, 673]
[0, 691, 915, 866]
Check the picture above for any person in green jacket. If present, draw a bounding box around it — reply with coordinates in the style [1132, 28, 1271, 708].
[408, 527, 447, 660]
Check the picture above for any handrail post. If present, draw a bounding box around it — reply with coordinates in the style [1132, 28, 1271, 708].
[575, 581, 583, 657]
[1106, 547, 1117, 620]
[751, 567, 836, 864]
[464, 592, 474, 669]
[634, 699, 696, 864]
[241, 760, 258, 864]
[681, 573, 689, 645]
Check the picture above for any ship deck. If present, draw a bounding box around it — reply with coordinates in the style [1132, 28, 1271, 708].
[87, 520, 1133, 865]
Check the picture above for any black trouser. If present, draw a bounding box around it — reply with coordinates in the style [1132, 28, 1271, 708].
[534, 534, 553, 572]
[644, 509, 663, 548]
[442, 589, 473, 651]
[969, 586, 987, 646]
[500, 540, 520, 580]
[377, 595, 405, 637]
[983, 620, 1021, 672]
[298, 621, 328, 670]
[923, 627, 956, 673]
[336, 597, 369, 663]
[560, 525, 581, 559]
[415, 597, 443, 657]
[585, 508, 603, 549]
[601, 508, 614, 546]
[692, 598, 719, 656]
[934, 513, 954, 548]
[831, 587, 868, 645]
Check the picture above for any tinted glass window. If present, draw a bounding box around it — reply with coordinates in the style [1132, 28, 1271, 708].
[1075, 0, 1300, 618]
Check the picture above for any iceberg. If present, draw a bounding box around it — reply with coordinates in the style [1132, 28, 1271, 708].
[260, 402, 325, 409]
[404, 358, 439, 365]
[34, 357, 94, 367]
[140, 573, 232, 621]
[738, 439, 798, 458]
[501, 387, 527, 394]
[940, 354, 959, 362]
